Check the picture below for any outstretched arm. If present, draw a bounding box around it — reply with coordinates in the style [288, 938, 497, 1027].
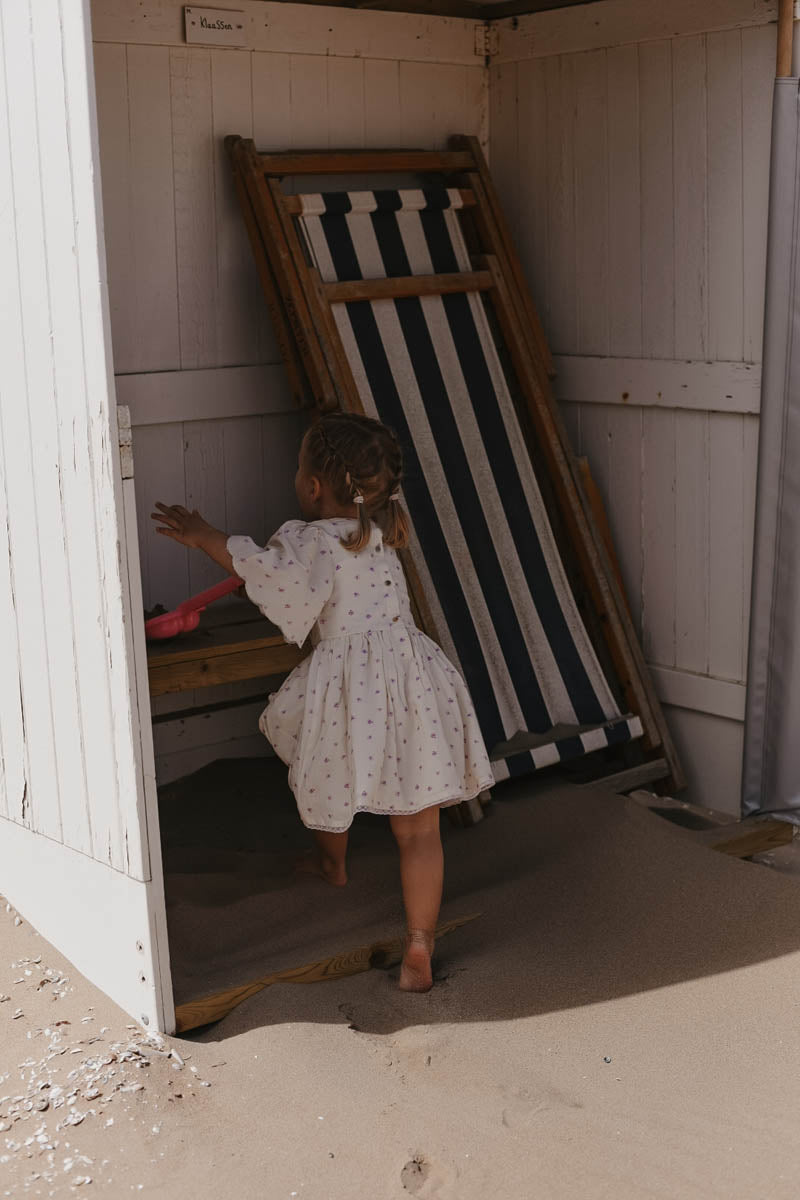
[151, 502, 235, 575]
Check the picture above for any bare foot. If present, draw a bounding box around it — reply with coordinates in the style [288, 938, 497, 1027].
[398, 930, 434, 992]
[294, 849, 348, 887]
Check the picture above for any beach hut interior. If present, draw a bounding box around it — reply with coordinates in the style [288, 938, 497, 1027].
[83, 0, 787, 1029]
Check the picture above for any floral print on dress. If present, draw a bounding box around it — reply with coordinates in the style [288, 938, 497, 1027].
[228, 518, 494, 833]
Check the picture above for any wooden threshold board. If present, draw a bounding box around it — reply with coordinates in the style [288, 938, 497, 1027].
[174, 912, 480, 1032]
[628, 790, 795, 859]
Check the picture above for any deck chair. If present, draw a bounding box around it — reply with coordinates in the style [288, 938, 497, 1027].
[226, 136, 683, 810]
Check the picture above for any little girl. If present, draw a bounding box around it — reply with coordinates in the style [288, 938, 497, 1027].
[152, 411, 493, 992]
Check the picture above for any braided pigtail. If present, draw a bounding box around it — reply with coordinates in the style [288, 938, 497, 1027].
[383, 491, 410, 550]
[345, 471, 373, 554]
[305, 412, 410, 553]
[381, 428, 410, 550]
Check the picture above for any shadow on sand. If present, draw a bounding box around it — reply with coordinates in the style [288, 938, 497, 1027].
[158, 758, 800, 1040]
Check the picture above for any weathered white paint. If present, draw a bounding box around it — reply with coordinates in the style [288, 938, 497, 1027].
[117, 408, 174, 1024]
[0, 0, 171, 1029]
[494, 0, 787, 63]
[649, 666, 747, 723]
[553, 357, 762, 415]
[92, 0, 485, 65]
[92, 3, 488, 776]
[492, 1, 776, 809]
[0, 820, 171, 1027]
[114, 365, 293, 425]
[663, 707, 747, 817]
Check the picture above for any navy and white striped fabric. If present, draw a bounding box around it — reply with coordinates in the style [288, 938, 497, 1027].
[297, 188, 643, 781]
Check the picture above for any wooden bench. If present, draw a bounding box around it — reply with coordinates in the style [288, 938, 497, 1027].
[146, 603, 309, 698]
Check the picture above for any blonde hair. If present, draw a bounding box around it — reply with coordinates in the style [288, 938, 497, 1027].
[303, 412, 410, 553]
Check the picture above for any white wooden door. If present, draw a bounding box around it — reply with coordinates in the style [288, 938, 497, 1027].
[0, 0, 174, 1031]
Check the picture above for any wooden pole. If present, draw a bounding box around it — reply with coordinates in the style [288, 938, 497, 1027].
[777, 0, 794, 77]
[225, 142, 309, 406]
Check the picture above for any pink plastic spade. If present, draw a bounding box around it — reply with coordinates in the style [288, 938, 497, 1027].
[145, 575, 245, 641]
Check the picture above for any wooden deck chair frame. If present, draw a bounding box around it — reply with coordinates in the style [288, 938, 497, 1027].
[224, 133, 685, 805]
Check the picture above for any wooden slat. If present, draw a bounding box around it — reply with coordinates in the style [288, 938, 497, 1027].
[640, 40, 675, 360]
[210, 48, 262, 367]
[707, 29, 745, 363]
[641, 407, 677, 668]
[269, 172, 349, 408]
[606, 43, 642, 358]
[324, 270, 492, 302]
[552, 355, 761, 416]
[515, 57, 549, 346]
[91, 1, 484, 66]
[147, 615, 294, 663]
[673, 35, 709, 361]
[327, 55, 365, 153]
[94, 43, 181, 376]
[777, 0, 794, 76]
[255, 149, 475, 176]
[364, 58, 404, 148]
[627, 785, 792, 859]
[148, 635, 308, 696]
[148, 644, 302, 695]
[709, 820, 794, 858]
[150, 690, 272, 724]
[284, 188, 477, 214]
[184, 423, 228, 599]
[492, 0, 781, 63]
[306, 268, 363, 413]
[543, 54, 577, 354]
[228, 137, 339, 407]
[605, 405, 644, 634]
[674, 410, 710, 674]
[742, 25, 774, 362]
[573, 49, 609, 357]
[628, 787, 731, 825]
[708, 414, 746, 682]
[647, 664, 746, 722]
[117, 364, 294, 427]
[580, 759, 670, 793]
[170, 47, 217, 369]
[174, 912, 480, 1032]
[576, 457, 631, 619]
[228, 151, 308, 405]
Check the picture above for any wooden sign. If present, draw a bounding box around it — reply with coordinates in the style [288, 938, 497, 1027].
[184, 7, 248, 47]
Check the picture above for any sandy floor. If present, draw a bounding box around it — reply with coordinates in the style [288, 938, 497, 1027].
[4, 770, 800, 1198]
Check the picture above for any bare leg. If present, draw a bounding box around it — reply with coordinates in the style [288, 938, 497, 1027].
[295, 829, 349, 887]
[390, 806, 443, 992]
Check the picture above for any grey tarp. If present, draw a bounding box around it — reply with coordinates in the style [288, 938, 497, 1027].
[743, 77, 800, 819]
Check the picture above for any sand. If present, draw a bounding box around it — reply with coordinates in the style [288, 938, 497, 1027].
[4, 769, 800, 1198]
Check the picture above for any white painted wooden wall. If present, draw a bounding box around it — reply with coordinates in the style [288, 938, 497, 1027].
[0, 0, 171, 1030]
[489, 0, 778, 812]
[91, 0, 488, 782]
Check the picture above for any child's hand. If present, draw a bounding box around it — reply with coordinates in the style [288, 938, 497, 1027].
[151, 502, 218, 550]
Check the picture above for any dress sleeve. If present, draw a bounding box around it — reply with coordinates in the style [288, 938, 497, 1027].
[227, 521, 335, 646]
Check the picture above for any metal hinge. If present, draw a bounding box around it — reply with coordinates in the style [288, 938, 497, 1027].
[117, 405, 134, 480]
[474, 21, 499, 62]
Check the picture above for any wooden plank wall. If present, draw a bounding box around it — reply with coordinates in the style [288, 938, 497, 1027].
[490, 0, 776, 812]
[91, 0, 487, 782]
[0, 0, 155, 880]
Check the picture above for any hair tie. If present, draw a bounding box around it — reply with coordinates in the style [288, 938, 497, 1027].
[389, 492, 401, 502]
[353, 494, 364, 505]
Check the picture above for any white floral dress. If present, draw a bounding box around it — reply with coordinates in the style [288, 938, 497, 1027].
[228, 518, 494, 832]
